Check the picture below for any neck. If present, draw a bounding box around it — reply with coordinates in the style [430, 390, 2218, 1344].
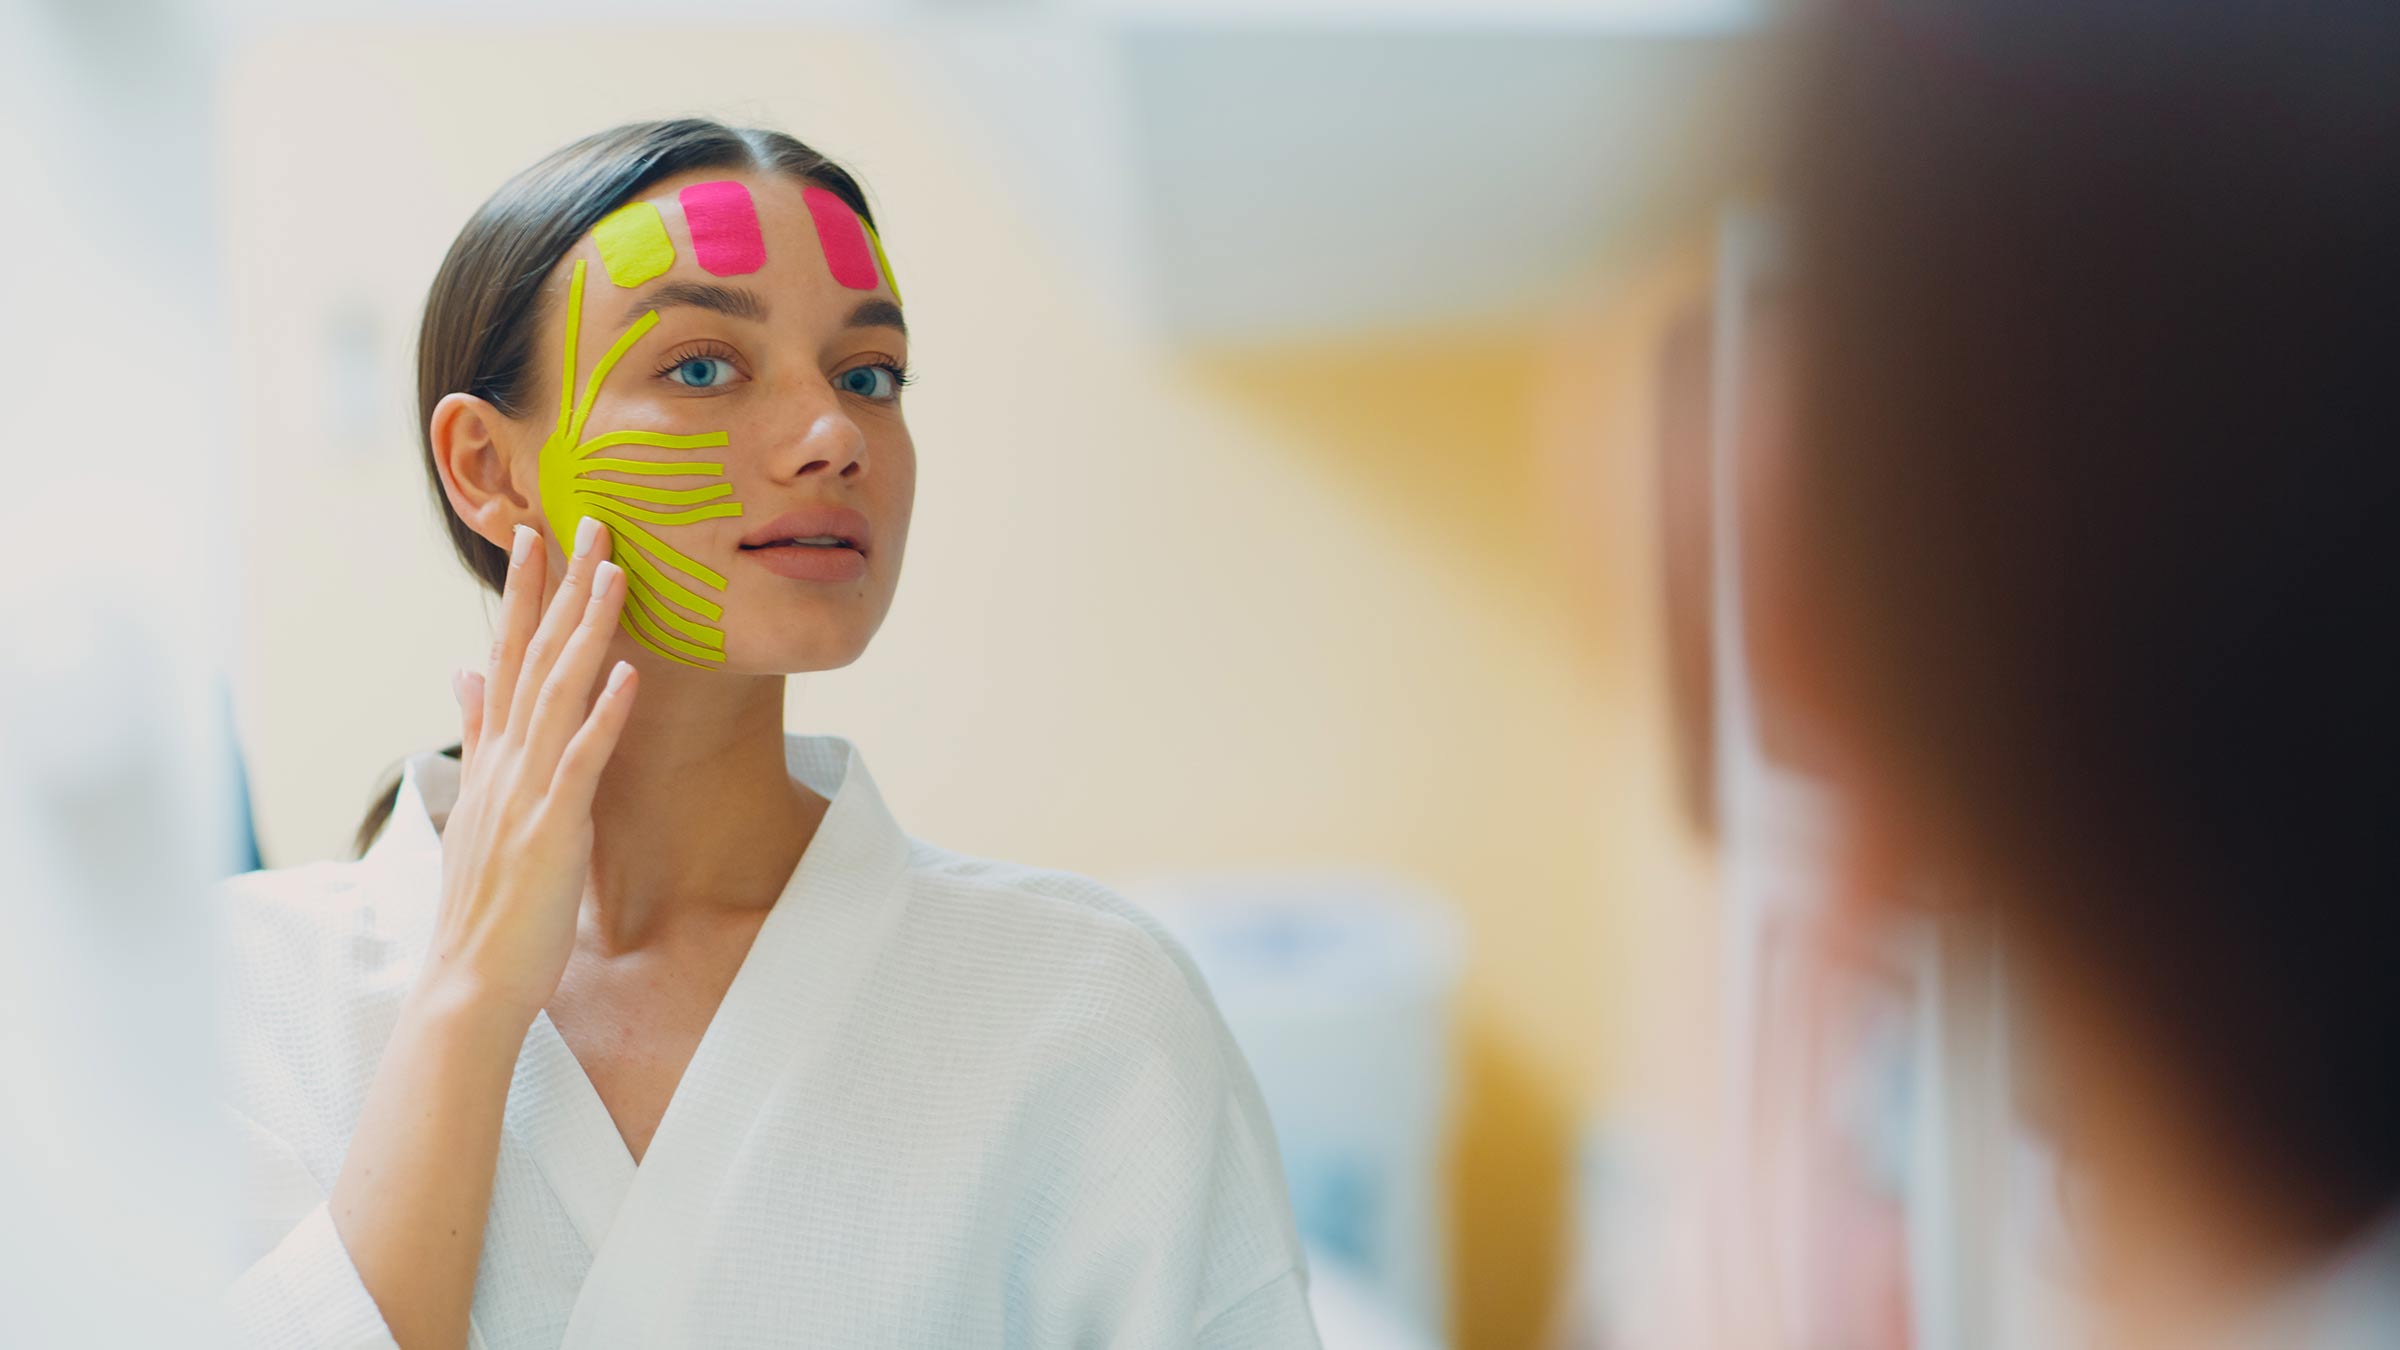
[580, 663, 818, 952]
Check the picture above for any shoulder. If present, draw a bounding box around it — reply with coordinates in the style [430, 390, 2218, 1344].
[903, 841, 1198, 958]
[887, 847, 1315, 1327]
[214, 860, 426, 1157]
[880, 841, 1252, 1107]
[215, 859, 373, 985]
[214, 858, 370, 943]
[213, 857, 424, 996]
[900, 842, 1225, 1027]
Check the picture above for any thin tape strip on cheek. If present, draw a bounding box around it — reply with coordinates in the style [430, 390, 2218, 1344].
[593, 201, 676, 288]
[679, 180, 766, 277]
[802, 186, 880, 291]
[537, 260, 746, 668]
[861, 218, 902, 307]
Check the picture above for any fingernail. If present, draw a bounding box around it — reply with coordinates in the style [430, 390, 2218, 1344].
[450, 668, 466, 702]
[574, 516, 601, 557]
[606, 660, 634, 692]
[595, 560, 623, 594]
[511, 523, 535, 565]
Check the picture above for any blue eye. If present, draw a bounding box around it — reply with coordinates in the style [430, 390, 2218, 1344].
[668, 356, 736, 389]
[838, 364, 901, 401]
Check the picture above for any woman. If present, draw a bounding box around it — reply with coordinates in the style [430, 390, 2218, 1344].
[220, 120, 1319, 1350]
[1774, 2, 2396, 1345]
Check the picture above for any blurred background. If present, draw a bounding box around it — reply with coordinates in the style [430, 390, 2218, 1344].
[2, 1, 1902, 1347]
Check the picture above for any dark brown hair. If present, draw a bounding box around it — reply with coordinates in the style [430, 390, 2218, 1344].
[1786, 1, 2398, 1242]
[354, 119, 879, 855]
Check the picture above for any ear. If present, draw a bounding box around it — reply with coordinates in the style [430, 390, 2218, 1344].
[430, 392, 540, 550]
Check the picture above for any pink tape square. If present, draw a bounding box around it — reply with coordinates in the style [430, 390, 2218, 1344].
[679, 180, 767, 277]
[803, 186, 881, 291]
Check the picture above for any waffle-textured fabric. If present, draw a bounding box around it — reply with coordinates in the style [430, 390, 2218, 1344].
[219, 734, 1319, 1349]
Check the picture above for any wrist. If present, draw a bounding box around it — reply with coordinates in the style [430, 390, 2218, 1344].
[403, 966, 541, 1042]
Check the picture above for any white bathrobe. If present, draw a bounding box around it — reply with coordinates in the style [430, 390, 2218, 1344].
[219, 734, 1319, 1349]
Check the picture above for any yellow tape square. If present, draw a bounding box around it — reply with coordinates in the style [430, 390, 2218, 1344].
[594, 200, 675, 288]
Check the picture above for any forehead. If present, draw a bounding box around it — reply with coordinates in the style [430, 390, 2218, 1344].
[547, 169, 881, 331]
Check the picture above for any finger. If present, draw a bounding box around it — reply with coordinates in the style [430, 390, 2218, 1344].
[522, 558, 628, 778]
[508, 516, 608, 741]
[455, 668, 487, 772]
[547, 659, 638, 821]
[485, 523, 544, 746]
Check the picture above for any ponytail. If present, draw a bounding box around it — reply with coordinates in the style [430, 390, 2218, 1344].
[352, 743, 462, 858]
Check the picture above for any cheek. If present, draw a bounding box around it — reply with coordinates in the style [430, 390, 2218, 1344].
[849, 427, 914, 534]
[597, 386, 708, 431]
[885, 442, 918, 520]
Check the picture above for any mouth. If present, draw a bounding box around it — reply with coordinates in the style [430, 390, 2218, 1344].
[737, 506, 872, 583]
[740, 533, 863, 552]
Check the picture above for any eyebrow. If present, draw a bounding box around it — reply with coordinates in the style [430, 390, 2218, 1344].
[612, 287, 904, 338]
[847, 298, 906, 337]
[618, 281, 769, 330]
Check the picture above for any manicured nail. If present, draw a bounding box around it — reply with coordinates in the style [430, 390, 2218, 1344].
[606, 660, 633, 692]
[450, 668, 467, 703]
[574, 516, 601, 558]
[595, 560, 623, 595]
[511, 523, 536, 565]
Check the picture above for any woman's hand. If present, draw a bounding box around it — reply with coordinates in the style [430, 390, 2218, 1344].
[316, 517, 635, 1349]
[426, 516, 637, 1023]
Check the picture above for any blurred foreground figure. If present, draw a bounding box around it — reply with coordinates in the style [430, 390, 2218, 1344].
[1774, 2, 2398, 1345]
[0, 2, 243, 1343]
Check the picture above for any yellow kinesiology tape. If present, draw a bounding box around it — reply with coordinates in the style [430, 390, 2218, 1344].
[592, 200, 675, 287]
[539, 259, 744, 668]
[861, 218, 903, 307]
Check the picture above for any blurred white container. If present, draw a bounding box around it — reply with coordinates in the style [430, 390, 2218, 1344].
[1133, 870, 1464, 1344]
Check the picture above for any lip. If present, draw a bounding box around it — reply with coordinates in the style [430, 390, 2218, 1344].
[736, 504, 873, 584]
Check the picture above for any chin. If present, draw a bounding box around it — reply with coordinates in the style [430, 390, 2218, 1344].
[697, 574, 898, 673]
[715, 615, 882, 674]
[705, 641, 859, 675]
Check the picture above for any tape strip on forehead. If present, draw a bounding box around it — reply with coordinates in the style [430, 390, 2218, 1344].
[679, 180, 767, 277]
[593, 200, 675, 288]
[802, 185, 880, 292]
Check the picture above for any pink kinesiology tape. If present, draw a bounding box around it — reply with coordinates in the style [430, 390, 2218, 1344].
[680, 180, 767, 277]
[802, 186, 881, 291]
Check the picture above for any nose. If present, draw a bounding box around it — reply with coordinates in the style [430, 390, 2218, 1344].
[768, 391, 869, 482]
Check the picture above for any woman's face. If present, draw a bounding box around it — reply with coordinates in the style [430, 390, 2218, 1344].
[516, 168, 914, 675]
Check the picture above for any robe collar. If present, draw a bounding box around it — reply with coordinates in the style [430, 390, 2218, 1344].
[361, 732, 910, 956]
[357, 733, 915, 1280]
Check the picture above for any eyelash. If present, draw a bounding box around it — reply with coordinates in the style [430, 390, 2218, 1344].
[650, 341, 744, 382]
[648, 345, 914, 397]
[844, 359, 916, 394]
